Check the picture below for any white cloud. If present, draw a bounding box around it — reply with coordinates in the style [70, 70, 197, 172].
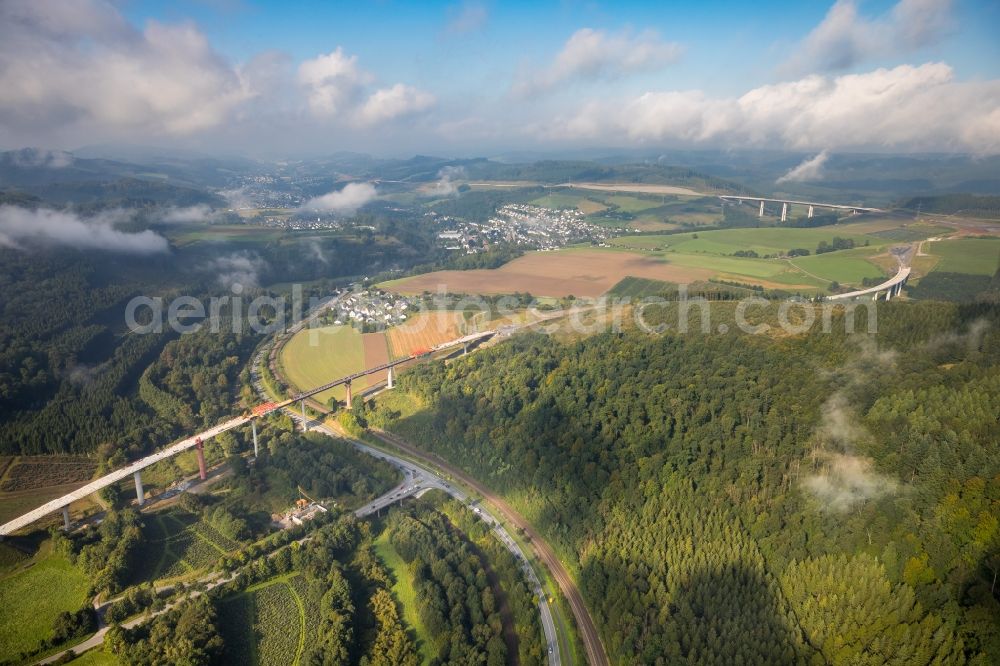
[297, 47, 369, 117]
[551, 63, 1000, 154]
[203, 251, 268, 289]
[777, 150, 830, 183]
[301, 182, 377, 214]
[424, 166, 466, 197]
[298, 50, 435, 127]
[444, 1, 488, 35]
[802, 393, 898, 512]
[782, 0, 953, 74]
[0, 206, 169, 254]
[160, 205, 216, 224]
[514, 28, 682, 96]
[6, 148, 74, 168]
[0, 0, 251, 139]
[357, 84, 436, 126]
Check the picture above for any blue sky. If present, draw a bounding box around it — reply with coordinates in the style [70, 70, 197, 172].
[0, 0, 998, 156]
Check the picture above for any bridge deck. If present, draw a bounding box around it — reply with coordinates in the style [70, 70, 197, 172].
[826, 266, 911, 301]
[719, 195, 881, 212]
[0, 328, 495, 536]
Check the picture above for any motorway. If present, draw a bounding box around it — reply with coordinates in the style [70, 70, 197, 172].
[1, 416, 250, 536]
[372, 430, 610, 666]
[269, 381, 563, 665]
[826, 243, 914, 301]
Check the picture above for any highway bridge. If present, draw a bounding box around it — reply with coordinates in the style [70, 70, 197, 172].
[0, 329, 495, 537]
[826, 265, 911, 301]
[719, 195, 882, 221]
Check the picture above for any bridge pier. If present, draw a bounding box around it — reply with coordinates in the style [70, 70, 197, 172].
[808, 205, 814, 218]
[780, 202, 788, 222]
[345, 380, 353, 410]
[195, 438, 207, 481]
[62, 506, 71, 531]
[252, 420, 259, 457]
[134, 471, 145, 506]
[300, 399, 307, 430]
[759, 200, 765, 217]
[387, 366, 395, 389]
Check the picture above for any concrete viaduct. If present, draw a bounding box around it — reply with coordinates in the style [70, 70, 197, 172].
[0, 329, 495, 537]
[826, 265, 911, 302]
[719, 195, 882, 222]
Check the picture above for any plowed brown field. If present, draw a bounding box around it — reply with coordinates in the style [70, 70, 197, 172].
[383, 249, 712, 298]
[386, 311, 466, 357]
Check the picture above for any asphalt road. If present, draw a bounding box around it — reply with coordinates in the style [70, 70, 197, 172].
[372, 429, 610, 666]
[290, 413, 563, 666]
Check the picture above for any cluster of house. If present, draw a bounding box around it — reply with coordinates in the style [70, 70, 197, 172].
[430, 204, 613, 253]
[332, 288, 412, 327]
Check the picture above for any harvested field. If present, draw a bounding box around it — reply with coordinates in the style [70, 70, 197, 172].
[386, 311, 467, 357]
[362, 332, 390, 384]
[383, 249, 715, 298]
[566, 183, 706, 196]
[281, 325, 365, 404]
[0, 457, 96, 492]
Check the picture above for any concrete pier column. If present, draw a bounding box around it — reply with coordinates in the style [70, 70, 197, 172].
[387, 366, 395, 389]
[300, 400, 307, 430]
[808, 205, 814, 218]
[780, 202, 788, 222]
[758, 200, 765, 217]
[463, 344, 469, 355]
[345, 380, 353, 410]
[195, 438, 207, 481]
[251, 420, 259, 457]
[134, 471, 145, 506]
[62, 506, 71, 530]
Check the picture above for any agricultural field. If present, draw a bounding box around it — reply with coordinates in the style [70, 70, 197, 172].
[925, 237, 1000, 275]
[866, 220, 953, 242]
[385, 310, 467, 358]
[168, 224, 287, 246]
[606, 194, 665, 213]
[608, 227, 885, 257]
[218, 575, 307, 666]
[0, 541, 90, 660]
[362, 331, 391, 385]
[0, 455, 96, 492]
[135, 508, 240, 583]
[382, 248, 717, 298]
[607, 276, 675, 298]
[279, 324, 367, 404]
[530, 192, 607, 214]
[566, 182, 707, 196]
[0, 455, 100, 525]
[788, 248, 888, 284]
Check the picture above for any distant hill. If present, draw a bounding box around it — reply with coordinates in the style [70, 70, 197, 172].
[896, 194, 1000, 218]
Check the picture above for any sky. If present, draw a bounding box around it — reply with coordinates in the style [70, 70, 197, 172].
[0, 0, 998, 158]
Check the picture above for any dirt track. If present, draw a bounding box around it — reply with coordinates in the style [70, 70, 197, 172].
[372, 429, 610, 666]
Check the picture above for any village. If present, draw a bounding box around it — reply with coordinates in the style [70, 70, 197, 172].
[328, 287, 413, 329]
[431, 203, 614, 253]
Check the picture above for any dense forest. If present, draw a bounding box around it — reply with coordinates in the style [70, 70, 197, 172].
[386, 501, 544, 665]
[386, 300, 1000, 664]
[0, 206, 448, 458]
[897, 194, 1000, 218]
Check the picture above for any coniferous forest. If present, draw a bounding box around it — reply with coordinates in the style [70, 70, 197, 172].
[387, 301, 1000, 665]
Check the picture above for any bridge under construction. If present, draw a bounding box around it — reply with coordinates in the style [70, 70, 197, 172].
[0, 329, 495, 537]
